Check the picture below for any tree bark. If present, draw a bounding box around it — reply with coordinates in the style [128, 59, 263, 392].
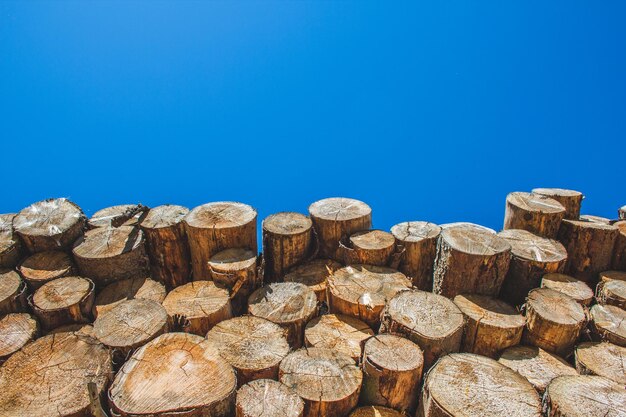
[262, 212, 312, 282]
[339, 230, 395, 266]
[31, 276, 95, 329]
[596, 279, 626, 309]
[611, 220, 626, 270]
[544, 376, 625, 417]
[209, 248, 260, 315]
[541, 273, 594, 306]
[304, 314, 373, 361]
[93, 276, 166, 318]
[0, 313, 38, 362]
[575, 342, 626, 385]
[390, 221, 441, 290]
[531, 188, 583, 220]
[0, 214, 23, 268]
[0, 269, 28, 315]
[236, 379, 304, 417]
[88, 204, 148, 228]
[17, 250, 75, 290]
[590, 304, 626, 346]
[503, 192, 565, 238]
[283, 258, 342, 302]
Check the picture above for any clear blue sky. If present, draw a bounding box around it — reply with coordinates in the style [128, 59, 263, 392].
[1, 2, 624, 234]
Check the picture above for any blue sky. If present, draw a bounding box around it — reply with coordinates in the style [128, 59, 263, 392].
[1, 2, 624, 234]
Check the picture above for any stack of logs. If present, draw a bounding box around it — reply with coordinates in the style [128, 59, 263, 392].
[0, 192, 624, 417]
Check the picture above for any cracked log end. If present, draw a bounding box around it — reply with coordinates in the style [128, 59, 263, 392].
[236, 379, 304, 417]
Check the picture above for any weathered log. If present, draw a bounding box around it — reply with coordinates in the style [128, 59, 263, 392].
[599, 270, 626, 284]
[503, 192, 565, 238]
[579, 214, 611, 224]
[327, 265, 411, 329]
[380, 289, 463, 369]
[0, 313, 38, 362]
[596, 279, 626, 309]
[390, 221, 441, 290]
[209, 248, 260, 315]
[308, 197, 372, 260]
[47, 322, 95, 337]
[304, 314, 373, 361]
[0, 213, 23, 268]
[88, 204, 148, 228]
[360, 334, 423, 414]
[31, 276, 94, 329]
[93, 276, 166, 318]
[439, 222, 496, 233]
[349, 406, 403, 417]
[575, 342, 626, 385]
[162, 281, 232, 336]
[109, 333, 237, 417]
[184, 202, 257, 281]
[139, 204, 191, 290]
[279, 348, 362, 417]
[541, 273, 594, 306]
[498, 229, 567, 306]
[611, 221, 626, 270]
[453, 294, 525, 358]
[340, 230, 395, 266]
[236, 379, 304, 417]
[433, 223, 511, 298]
[206, 316, 290, 386]
[531, 188, 583, 220]
[283, 258, 342, 302]
[420, 353, 542, 417]
[544, 376, 626, 417]
[248, 282, 318, 348]
[0, 269, 28, 314]
[620, 205, 626, 220]
[590, 304, 626, 346]
[17, 250, 75, 290]
[262, 212, 313, 282]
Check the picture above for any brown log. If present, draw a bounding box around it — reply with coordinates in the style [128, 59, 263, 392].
[236, 379, 304, 417]
[47, 322, 95, 337]
[162, 281, 232, 336]
[93, 276, 166, 318]
[308, 197, 372, 260]
[453, 294, 525, 358]
[498, 229, 567, 306]
[283, 258, 342, 302]
[0, 269, 28, 314]
[611, 221, 626, 270]
[599, 270, 626, 284]
[109, 333, 237, 417]
[31, 276, 94, 329]
[579, 214, 611, 224]
[184, 202, 257, 281]
[420, 353, 542, 417]
[209, 248, 260, 315]
[0, 213, 23, 268]
[88, 204, 148, 228]
[541, 273, 594, 306]
[17, 250, 75, 290]
[0, 331, 112, 416]
[206, 316, 290, 387]
[0, 313, 38, 362]
[390, 221, 441, 290]
[544, 376, 625, 417]
[503, 192, 565, 238]
[248, 282, 318, 348]
[531, 188, 583, 220]
[596, 279, 626, 309]
[279, 348, 362, 417]
[620, 205, 626, 220]
[433, 223, 511, 298]
[262, 212, 313, 282]
[590, 304, 626, 346]
[340, 230, 395, 266]
[349, 406, 403, 417]
[139, 204, 191, 290]
[380, 289, 464, 369]
[304, 314, 373, 361]
[575, 342, 626, 385]
[327, 265, 411, 329]
[439, 222, 496, 233]
[360, 334, 423, 414]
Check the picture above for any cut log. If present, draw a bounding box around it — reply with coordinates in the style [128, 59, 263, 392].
[0, 269, 28, 314]
[453, 294, 525, 358]
[73, 225, 149, 286]
[0, 313, 38, 362]
[390, 221, 441, 290]
[579, 214, 611, 224]
[611, 221, 626, 270]
[283, 258, 342, 302]
[503, 192, 565, 238]
[139, 204, 191, 290]
[380, 290, 464, 369]
[599, 270, 626, 284]
[544, 376, 626, 417]
[498, 345, 578, 394]
[360, 334, 423, 413]
[206, 316, 290, 386]
[0, 213, 23, 268]
[498, 229, 567, 306]
[209, 248, 260, 315]
[109, 332, 237, 417]
[262, 212, 313, 282]
[557, 219, 619, 283]
[162, 281, 232, 336]
[596, 279, 626, 309]
[304, 313, 373, 361]
[340, 230, 395, 266]
[184, 202, 257, 281]
[419, 353, 542, 417]
[590, 304, 626, 346]
[31, 276, 95, 329]
[327, 265, 411, 329]
[433, 223, 511, 298]
[88, 204, 148, 228]
[439, 222, 496, 233]
[308, 197, 372, 260]
[13, 198, 86, 253]
[279, 347, 362, 417]
[236, 379, 304, 417]
[47, 323, 95, 337]
[575, 342, 626, 385]
[620, 205, 626, 220]
[531, 188, 583, 220]
[93, 276, 166, 318]
[17, 250, 75, 290]
[523, 288, 587, 356]
[248, 282, 318, 348]
[541, 273, 594, 306]
[349, 406, 403, 417]
[0, 331, 112, 417]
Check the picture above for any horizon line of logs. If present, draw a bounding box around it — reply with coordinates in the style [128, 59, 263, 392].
[0, 192, 624, 416]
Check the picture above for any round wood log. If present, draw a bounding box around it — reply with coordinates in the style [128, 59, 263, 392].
[327, 265, 411, 329]
[139, 204, 191, 290]
[248, 282, 318, 348]
[420, 353, 542, 417]
[47, 322, 95, 337]
[340, 230, 395, 266]
[503, 192, 566, 238]
[390, 221, 441, 290]
[209, 248, 260, 315]
[599, 270, 626, 284]
[596, 279, 626, 309]
[206, 316, 290, 386]
[498, 345, 578, 394]
[89, 204, 148, 228]
[184, 202, 257, 281]
[0, 313, 38, 362]
[0, 331, 112, 416]
[523, 288, 587, 356]
[611, 221, 626, 270]
[73, 225, 149, 286]
[557, 219, 619, 283]
[283, 258, 342, 302]
[590, 304, 626, 346]
[0, 269, 28, 314]
[308, 197, 372, 261]
[575, 342, 626, 385]
[31, 276, 95, 329]
[109, 332, 237, 417]
[349, 406, 403, 417]
[304, 313, 373, 361]
[544, 375, 626, 417]
[380, 290, 463, 369]
[93, 276, 166, 318]
[162, 281, 232, 336]
[262, 212, 313, 282]
[279, 347, 363, 417]
[498, 229, 568, 306]
[531, 188, 583, 220]
[453, 294, 525, 358]
[360, 334, 423, 413]
[620, 205, 626, 220]
[541, 273, 594, 306]
[579, 214, 611, 224]
[439, 222, 496, 233]
[17, 250, 75, 290]
[0, 213, 23, 268]
[236, 379, 304, 417]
